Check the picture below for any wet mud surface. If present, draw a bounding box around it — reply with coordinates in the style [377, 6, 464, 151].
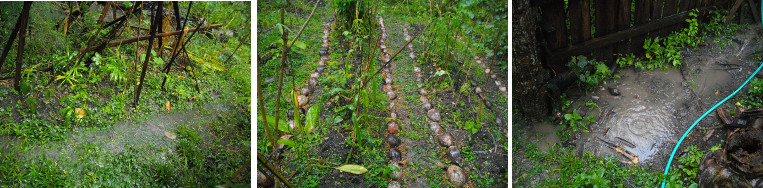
[515, 24, 763, 185]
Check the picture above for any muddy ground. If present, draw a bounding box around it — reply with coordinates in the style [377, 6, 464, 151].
[514, 24, 763, 186]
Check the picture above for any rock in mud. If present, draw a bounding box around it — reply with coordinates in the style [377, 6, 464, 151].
[427, 109, 441, 122]
[390, 163, 403, 180]
[387, 134, 401, 147]
[438, 133, 454, 147]
[308, 77, 318, 88]
[297, 95, 308, 107]
[288, 108, 295, 119]
[499, 86, 507, 93]
[258, 170, 275, 187]
[447, 146, 463, 166]
[390, 112, 397, 119]
[607, 87, 621, 96]
[388, 121, 400, 134]
[446, 165, 466, 187]
[414, 67, 421, 73]
[429, 121, 442, 135]
[387, 91, 397, 100]
[475, 87, 483, 94]
[387, 148, 402, 162]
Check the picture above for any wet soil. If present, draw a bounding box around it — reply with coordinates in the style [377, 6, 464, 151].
[514, 24, 763, 186]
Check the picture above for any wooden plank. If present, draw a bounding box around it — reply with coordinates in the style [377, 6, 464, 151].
[631, 0, 652, 56]
[549, 11, 692, 63]
[569, 0, 592, 44]
[594, 0, 618, 62]
[664, 0, 678, 15]
[540, 0, 569, 50]
[679, 0, 691, 12]
[615, 0, 632, 55]
[747, 0, 760, 23]
[727, 0, 744, 23]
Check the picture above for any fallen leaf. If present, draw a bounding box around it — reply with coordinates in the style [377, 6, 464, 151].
[335, 164, 368, 174]
[165, 101, 171, 112]
[75, 108, 85, 119]
[164, 131, 176, 139]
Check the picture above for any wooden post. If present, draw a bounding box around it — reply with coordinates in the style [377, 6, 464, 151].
[134, 3, 160, 107]
[569, 0, 591, 44]
[540, 0, 569, 50]
[13, 2, 32, 91]
[0, 2, 30, 75]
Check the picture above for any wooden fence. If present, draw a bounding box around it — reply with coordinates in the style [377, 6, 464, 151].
[537, 0, 743, 74]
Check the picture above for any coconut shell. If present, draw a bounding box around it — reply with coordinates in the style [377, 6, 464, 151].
[383, 84, 393, 92]
[387, 148, 402, 162]
[388, 181, 401, 188]
[316, 65, 324, 74]
[485, 68, 490, 74]
[387, 91, 397, 100]
[475, 87, 482, 94]
[419, 89, 428, 96]
[288, 108, 295, 119]
[301, 86, 312, 96]
[419, 96, 429, 105]
[447, 146, 463, 166]
[447, 165, 466, 187]
[385, 78, 393, 84]
[390, 112, 397, 119]
[387, 134, 401, 147]
[308, 77, 318, 88]
[414, 67, 421, 73]
[390, 163, 403, 180]
[387, 121, 400, 134]
[438, 133, 454, 147]
[499, 86, 507, 93]
[423, 103, 432, 110]
[311, 72, 320, 79]
[297, 95, 308, 107]
[258, 170, 274, 187]
[427, 109, 441, 122]
[429, 122, 442, 135]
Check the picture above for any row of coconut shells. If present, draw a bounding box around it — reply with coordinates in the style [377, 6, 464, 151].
[475, 54, 507, 95]
[259, 17, 335, 188]
[405, 26, 466, 187]
[378, 16, 405, 188]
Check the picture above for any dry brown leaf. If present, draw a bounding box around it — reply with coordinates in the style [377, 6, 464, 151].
[165, 101, 171, 113]
[75, 108, 85, 119]
[164, 131, 176, 139]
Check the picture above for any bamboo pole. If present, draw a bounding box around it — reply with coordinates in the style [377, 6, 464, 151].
[78, 24, 221, 53]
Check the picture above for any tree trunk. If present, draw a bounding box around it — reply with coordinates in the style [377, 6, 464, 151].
[512, 0, 548, 120]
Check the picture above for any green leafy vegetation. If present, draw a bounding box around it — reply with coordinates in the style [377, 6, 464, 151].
[557, 109, 593, 140]
[0, 2, 250, 186]
[567, 55, 611, 90]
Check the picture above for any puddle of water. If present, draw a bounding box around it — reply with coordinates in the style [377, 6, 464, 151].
[528, 123, 560, 153]
[602, 104, 677, 161]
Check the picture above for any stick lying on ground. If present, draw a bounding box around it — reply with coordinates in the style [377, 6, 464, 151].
[595, 136, 639, 165]
[78, 24, 222, 53]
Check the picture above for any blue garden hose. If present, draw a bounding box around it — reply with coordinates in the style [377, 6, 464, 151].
[661, 3, 763, 187]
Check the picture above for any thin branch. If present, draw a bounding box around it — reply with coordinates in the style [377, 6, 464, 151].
[286, 0, 321, 50]
[258, 152, 295, 188]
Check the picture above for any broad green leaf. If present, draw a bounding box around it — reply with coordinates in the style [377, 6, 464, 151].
[258, 115, 289, 133]
[292, 40, 307, 50]
[305, 105, 321, 133]
[335, 164, 368, 174]
[277, 139, 296, 147]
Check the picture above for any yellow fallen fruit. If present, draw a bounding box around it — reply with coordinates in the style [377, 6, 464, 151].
[75, 108, 85, 119]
